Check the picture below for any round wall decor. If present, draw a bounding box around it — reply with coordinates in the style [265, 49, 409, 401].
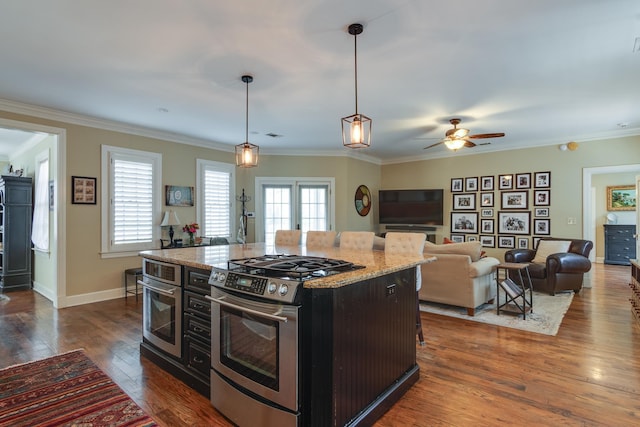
[354, 184, 371, 216]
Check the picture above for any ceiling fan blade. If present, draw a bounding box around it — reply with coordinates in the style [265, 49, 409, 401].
[467, 133, 505, 139]
[463, 140, 476, 148]
[423, 141, 444, 150]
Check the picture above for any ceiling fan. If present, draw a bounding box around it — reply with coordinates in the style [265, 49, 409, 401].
[423, 118, 505, 151]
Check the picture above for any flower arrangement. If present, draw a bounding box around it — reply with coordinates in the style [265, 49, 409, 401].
[183, 223, 199, 240]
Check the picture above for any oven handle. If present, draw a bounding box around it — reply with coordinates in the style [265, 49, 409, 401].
[205, 295, 288, 323]
[139, 280, 175, 296]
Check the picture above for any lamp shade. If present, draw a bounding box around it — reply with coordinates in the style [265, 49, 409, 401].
[235, 142, 259, 167]
[444, 138, 466, 150]
[160, 210, 181, 226]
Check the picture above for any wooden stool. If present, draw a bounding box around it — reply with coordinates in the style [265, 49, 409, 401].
[124, 267, 143, 301]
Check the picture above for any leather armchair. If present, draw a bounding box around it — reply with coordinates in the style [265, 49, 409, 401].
[504, 237, 593, 295]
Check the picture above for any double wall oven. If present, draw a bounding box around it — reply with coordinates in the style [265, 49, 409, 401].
[140, 258, 182, 359]
[207, 255, 362, 427]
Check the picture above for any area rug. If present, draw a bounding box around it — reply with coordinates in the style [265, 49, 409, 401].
[420, 289, 574, 336]
[0, 349, 157, 427]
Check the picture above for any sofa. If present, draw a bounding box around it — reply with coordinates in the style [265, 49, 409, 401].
[504, 237, 593, 295]
[418, 241, 500, 316]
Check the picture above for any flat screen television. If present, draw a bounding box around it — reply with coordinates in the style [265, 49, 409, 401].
[378, 189, 444, 225]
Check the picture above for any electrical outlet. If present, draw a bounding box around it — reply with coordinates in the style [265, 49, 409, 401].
[567, 217, 577, 225]
[386, 284, 396, 297]
[246, 211, 255, 218]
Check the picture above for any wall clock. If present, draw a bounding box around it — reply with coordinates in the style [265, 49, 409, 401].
[354, 184, 371, 216]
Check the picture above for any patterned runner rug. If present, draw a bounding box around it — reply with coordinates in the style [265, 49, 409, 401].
[0, 349, 156, 427]
[420, 289, 574, 336]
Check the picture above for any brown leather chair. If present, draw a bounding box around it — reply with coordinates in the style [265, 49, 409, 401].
[504, 237, 593, 295]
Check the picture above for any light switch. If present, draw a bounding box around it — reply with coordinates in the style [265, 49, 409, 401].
[567, 217, 577, 225]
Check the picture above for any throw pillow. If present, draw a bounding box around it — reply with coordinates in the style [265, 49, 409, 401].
[532, 240, 572, 263]
[443, 237, 455, 244]
[424, 240, 483, 262]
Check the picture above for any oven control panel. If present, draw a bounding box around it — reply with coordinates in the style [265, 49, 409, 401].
[208, 267, 298, 303]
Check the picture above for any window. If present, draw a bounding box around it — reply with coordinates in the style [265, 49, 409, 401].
[196, 159, 234, 239]
[31, 150, 49, 252]
[101, 145, 162, 255]
[255, 177, 334, 245]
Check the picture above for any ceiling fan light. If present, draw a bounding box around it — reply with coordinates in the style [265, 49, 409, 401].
[444, 138, 466, 150]
[342, 113, 372, 148]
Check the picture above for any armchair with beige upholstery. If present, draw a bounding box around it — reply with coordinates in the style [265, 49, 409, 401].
[504, 237, 593, 295]
[419, 241, 500, 316]
[305, 230, 337, 249]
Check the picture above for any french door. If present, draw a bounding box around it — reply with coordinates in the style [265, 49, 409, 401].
[255, 177, 335, 246]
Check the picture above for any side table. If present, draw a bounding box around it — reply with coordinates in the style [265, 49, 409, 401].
[124, 267, 143, 302]
[496, 262, 533, 319]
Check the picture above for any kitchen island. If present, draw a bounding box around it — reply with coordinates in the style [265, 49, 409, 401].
[139, 243, 433, 426]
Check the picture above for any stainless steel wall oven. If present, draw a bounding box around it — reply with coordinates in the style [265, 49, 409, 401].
[140, 258, 182, 359]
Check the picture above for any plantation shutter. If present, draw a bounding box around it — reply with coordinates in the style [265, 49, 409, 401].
[112, 158, 154, 244]
[203, 168, 231, 238]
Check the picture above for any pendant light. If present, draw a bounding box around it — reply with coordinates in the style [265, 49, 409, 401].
[341, 23, 372, 149]
[235, 75, 259, 167]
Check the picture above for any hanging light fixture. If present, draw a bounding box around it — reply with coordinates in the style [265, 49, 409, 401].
[444, 139, 466, 150]
[341, 23, 372, 149]
[235, 75, 259, 167]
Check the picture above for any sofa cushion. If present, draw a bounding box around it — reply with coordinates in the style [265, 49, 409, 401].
[532, 240, 571, 263]
[527, 262, 547, 279]
[424, 240, 482, 262]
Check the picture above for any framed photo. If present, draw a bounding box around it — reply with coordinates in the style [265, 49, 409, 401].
[534, 171, 551, 188]
[480, 235, 495, 248]
[533, 237, 541, 249]
[165, 185, 194, 206]
[450, 234, 465, 243]
[451, 178, 463, 193]
[481, 219, 494, 234]
[534, 219, 550, 235]
[515, 173, 531, 189]
[453, 193, 476, 210]
[465, 177, 478, 192]
[534, 190, 550, 206]
[498, 211, 530, 235]
[466, 235, 478, 242]
[501, 191, 528, 209]
[535, 208, 549, 217]
[607, 185, 636, 211]
[481, 208, 494, 217]
[71, 176, 96, 205]
[517, 237, 529, 249]
[481, 175, 494, 191]
[498, 235, 516, 249]
[451, 212, 478, 234]
[480, 192, 494, 207]
[499, 174, 513, 190]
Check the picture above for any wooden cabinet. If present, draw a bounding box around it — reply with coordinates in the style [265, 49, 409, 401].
[604, 224, 636, 265]
[631, 260, 640, 327]
[0, 175, 33, 291]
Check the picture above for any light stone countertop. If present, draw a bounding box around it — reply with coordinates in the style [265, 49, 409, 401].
[139, 243, 436, 289]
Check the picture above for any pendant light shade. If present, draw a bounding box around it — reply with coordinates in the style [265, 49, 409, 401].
[235, 75, 259, 167]
[341, 23, 372, 149]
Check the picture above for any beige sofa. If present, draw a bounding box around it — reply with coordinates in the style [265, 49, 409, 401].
[419, 241, 500, 316]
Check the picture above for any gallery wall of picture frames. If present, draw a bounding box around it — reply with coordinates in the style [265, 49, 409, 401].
[450, 171, 552, 249]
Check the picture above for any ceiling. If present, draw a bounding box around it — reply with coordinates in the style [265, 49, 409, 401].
[1, 0, 639, 163]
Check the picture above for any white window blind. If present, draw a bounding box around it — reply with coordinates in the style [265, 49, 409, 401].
[31, 153, 49, 251]
[203, 169, 231, 237]
[112, 158, 154, 244]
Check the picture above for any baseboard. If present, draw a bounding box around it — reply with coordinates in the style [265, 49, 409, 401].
[32, 281, 55, 302]
[57, 287, 126, 308]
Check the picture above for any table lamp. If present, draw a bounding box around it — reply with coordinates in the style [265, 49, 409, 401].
[160, 210, 181, 247]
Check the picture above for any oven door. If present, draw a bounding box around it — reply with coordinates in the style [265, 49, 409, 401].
[141, 276, 182, 359]
[207, 287, 299, 412]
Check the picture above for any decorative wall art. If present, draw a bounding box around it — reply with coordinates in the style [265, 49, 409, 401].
[517, 237, 529, 249]
[501, 191, 528, 209]
[534, 218, 550, 235]
[534, 190, 550, 206]
[535, 208, 549, 217]
[451, 178, 463, 192]
[480, 235, 495, 247]
[498, 211, 530, 235]
[481, 208, 493, 217]
[451, 212, 478, 234]
[534, 171, 551, 188]
[481, 219, 494, 234]
[165, 185, 194, 206]
[607, 185, 636, 211]
[450, 234, 465, 243]
[72, 176, 96, 205]
[481, 192, 494, 207]
[466, 235, 478, 242]
[453, 193, 476, 210]
[499, 174, 513, 190]
[465, 177, 478, 192]
[515, 173, 531, 189]
[354, 184, 371, 216]
[481, 176, 494, 191]
[498, 235, 516, 249]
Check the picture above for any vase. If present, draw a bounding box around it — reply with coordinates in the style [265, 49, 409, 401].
[189, 235, 194, 246]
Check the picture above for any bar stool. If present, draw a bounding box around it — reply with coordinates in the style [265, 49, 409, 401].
[124, 267, 143, 301]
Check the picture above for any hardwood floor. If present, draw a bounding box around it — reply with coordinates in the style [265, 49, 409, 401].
[1, 263, 639, 426]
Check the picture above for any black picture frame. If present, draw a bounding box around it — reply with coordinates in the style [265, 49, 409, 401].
[534, 207, 549, 217]
[465, 177, 478, 192]
[499, 174, 513, 190]
[71, 176, 97, 205]
[515, 173, 531, 189]
[480, 235, 495, 248]
[534, 171, 551, 188]
[481, 219, 494, 234]
[481, 208, 494, 217]
[501, 191, 528, 210]
[466, 235, 478, 242]
[481, 175, 494, 191]
[517, 237, 529, 249]
[451, 178, 463, 192]
[534, 190, 550, 206]
[534, 218, 551, 235]
[498, 235, 516, 249]
[498, 211, 530, 235]
[480, 192, 494, 207]
[451, 212, 478, 234]
[450, 234, 465, 243]
[453, 193, 476, 210]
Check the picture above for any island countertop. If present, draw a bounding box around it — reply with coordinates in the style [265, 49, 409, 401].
[139, 243, 435, 289]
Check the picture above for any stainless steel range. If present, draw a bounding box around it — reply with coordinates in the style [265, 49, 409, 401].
[206, 254, 363, 427]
